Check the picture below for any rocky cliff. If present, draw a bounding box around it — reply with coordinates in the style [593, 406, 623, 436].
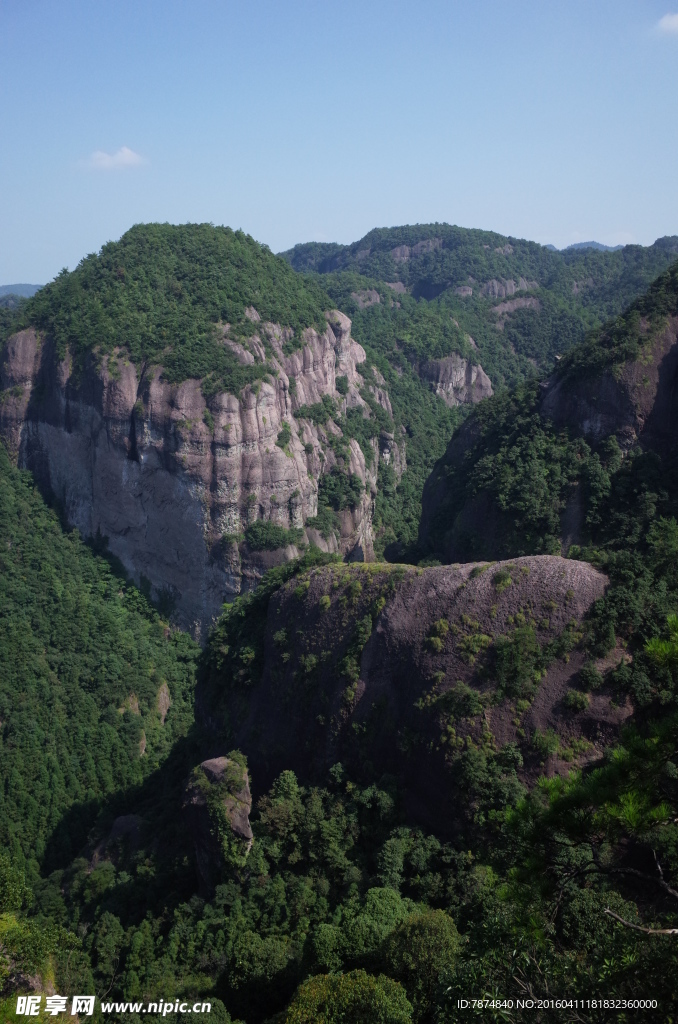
[539, 313, 678, 453]
[419, 353, 493, 407]
[0, 311, 394, 638]
[199, 556, 612, 833]
[418, 261, 678, 562]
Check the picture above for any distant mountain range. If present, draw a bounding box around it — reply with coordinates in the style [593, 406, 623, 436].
[564, 241, 625, 252]
[0, 283, 43, 309]
[544, 241, 624, 252]
[0, 283, 43, 297]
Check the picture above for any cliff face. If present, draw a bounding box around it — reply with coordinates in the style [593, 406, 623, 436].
[540, 314, 678, 452]
[419, 354, 493, 407]
[0, 312, 384, 637]
[418, 289, 678, 563]
[199, 557, 612, 833]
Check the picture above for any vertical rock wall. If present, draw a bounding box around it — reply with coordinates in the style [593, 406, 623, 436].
[0, 313, 380, 637]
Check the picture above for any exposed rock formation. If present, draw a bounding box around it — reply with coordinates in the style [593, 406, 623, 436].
[202, 557, 609, 834]
[481, 277, 538, 298]
[379, 431, 406, 481]
[183, 755, 252, 892]
[391, 238, 443, 262]
[540, 314, 678, 451]
[419, 354, 493, 407]
[418, 280, 678, 562]
[493, 296, 541, 330]
[351, 289, 380, 309]
[0, 313, 383, 636]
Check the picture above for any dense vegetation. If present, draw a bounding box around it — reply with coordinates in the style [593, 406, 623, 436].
[5, 542, 678, 1021]
[4, 222, 675, 564]
[0, 446, 199, 868]
[2, 224, 331, 394]
[280, 225, 678, 560]
[4, 236, 678, 1021]
[284, 225, 678, 389]
[4, 466, 678, 1023]
[421, 260, 678, 562]
[244, 521, 304, 551]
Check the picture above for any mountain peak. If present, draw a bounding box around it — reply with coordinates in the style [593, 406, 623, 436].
[564, 241, 625, 252]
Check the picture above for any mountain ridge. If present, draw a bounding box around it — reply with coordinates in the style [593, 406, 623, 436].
[564, 241, 624, 252]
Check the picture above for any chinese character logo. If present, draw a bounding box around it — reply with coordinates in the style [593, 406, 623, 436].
[71, 997, 95, 1016]
[16, 996, 41, 1016]
[44, 997, 68, 1016]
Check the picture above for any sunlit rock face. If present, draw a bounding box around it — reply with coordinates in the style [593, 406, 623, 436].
[0, 312, 383, 638]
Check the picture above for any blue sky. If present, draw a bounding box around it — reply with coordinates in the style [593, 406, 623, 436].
[1, 0, 677, 283]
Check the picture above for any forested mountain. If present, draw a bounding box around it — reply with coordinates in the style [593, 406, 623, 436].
[4, 223, 675, 596]
[11, 224, 329, 388]
[0, 225, 410, 628]
[419, 259, 678, 562]
[281, 224, 678, 561]
[564, 241, 624, 252]
[2, 226, 678, 1021]
[282, 224, 678, 385]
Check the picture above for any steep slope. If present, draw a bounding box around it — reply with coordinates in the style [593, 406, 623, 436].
[199, 556, 609, 831]
[0, 445, 199, 868]
[0, 226, 405, 635]
[419, 260, 678, 562]
[5, 258, 678, 1019]
[281, 226, 678, 564]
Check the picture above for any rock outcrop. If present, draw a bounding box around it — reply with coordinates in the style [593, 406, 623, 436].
[540, 314, 678, 452]
[493, 296, 541, 330]
[391, 238, 443, 262]
[418, 262, 678, 562]
[481, 277, 538, 298]
[201, 557, 610, 834]
[419, 354, 493, 407]
[183, 755, 252, 892]
[0, 312, 384, 637]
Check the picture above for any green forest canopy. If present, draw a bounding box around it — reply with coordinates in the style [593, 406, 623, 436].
[0, 445, 199, 870]
[6, 223, 332, 392]
[284, 224, 678, 387]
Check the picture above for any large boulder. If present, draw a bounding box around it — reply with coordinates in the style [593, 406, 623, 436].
[199, 557, 611, 835]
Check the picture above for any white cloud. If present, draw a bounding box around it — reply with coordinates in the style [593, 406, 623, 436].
[86, 146, 146, 170]
[658, 12, 678, 33]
